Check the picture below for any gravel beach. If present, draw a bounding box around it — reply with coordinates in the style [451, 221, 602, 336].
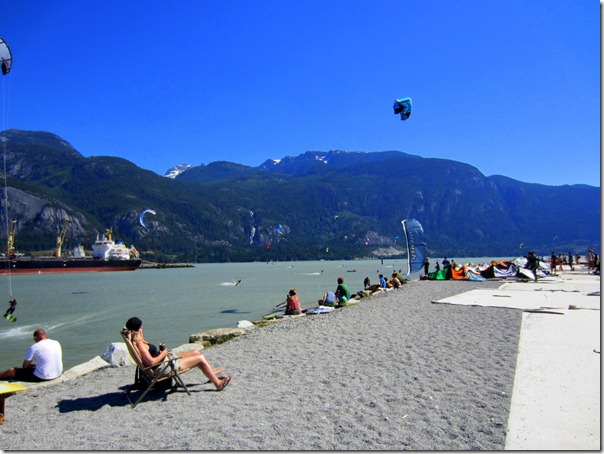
[1, 279, 522, 450]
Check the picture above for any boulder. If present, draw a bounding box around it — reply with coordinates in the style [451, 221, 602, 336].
[189, 328, 246, 348]
[237, 320, 255, 329]
[102, 342, 135, 367]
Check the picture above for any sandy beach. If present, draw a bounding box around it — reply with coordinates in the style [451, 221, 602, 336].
[1, 279, 523, 450]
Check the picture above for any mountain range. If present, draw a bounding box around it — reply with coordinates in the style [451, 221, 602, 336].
[0, 129, 600, 262]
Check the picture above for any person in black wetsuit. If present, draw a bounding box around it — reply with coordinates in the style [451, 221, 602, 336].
[4, 298, 16, 318]
[526, 251, 539, 281]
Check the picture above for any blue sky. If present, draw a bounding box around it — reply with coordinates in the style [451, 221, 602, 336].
[0, 1, 600, 186]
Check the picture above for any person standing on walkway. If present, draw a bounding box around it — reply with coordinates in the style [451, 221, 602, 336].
[568, 251, 574, 271]
[526, 251, 539, 281]
[587, 249, 595, 273]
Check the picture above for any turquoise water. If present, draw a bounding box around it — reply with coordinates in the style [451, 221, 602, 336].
[0, 257, 504, 370]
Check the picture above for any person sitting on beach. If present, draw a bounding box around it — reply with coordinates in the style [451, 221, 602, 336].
[0, 328, 63, 382]
[285, 289, 302, 314]
[125, 317, 231, 391]
[319, 290, 336, 307]
[395, 270, 406, 285]
[389, 273, 402, 288]
[378, 274, 388, 288]
[363, 277, 371, 289]
[285, 289, 302, 315]
[335, 277, 351, 306]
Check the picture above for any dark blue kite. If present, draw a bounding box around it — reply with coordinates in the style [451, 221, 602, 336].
[393, 97, 412, 121]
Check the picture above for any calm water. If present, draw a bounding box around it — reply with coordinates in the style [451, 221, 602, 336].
[0, 257, 504, 370]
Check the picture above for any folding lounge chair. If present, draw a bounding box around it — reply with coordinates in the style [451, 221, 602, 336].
[120, 327, 193, 408]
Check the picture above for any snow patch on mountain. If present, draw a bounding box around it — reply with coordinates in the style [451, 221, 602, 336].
[164, 164, 192, 179]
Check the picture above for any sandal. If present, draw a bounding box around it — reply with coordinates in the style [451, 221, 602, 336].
[216, 375, 231, 391]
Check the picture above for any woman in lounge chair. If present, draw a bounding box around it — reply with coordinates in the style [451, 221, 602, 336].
[125, 317, 231, 391]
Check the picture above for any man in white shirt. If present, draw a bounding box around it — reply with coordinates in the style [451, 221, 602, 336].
[0, 328, 63, 382]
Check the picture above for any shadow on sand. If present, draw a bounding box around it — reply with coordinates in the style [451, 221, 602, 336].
[56, 384, 207, 413]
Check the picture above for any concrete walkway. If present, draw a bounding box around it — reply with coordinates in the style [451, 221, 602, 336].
[505, 304, 600, 450]
[434, 271, 601, 450]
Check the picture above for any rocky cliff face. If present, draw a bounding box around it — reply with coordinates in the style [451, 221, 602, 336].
[0, 187, 88, 241]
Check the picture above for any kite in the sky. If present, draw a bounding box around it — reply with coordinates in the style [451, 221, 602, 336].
[0, 38, 12, 75]
[139, 209, 156, 229]
[393, 97, 412, 121]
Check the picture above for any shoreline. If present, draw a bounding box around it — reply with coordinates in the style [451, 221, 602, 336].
[0, 279, 523, 450]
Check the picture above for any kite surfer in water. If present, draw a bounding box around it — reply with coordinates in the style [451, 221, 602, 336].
[4, 298, 17, 322]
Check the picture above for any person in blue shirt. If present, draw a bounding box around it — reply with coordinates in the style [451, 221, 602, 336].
[320, 291, 336, 307]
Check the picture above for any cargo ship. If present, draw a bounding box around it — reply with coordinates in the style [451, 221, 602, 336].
[0, 224, 142, 275]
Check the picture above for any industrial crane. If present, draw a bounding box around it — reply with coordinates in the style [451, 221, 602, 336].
[54, 219, 69, 258]
[6, 220, 16, 258]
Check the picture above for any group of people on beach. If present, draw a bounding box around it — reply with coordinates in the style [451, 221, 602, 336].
[3, 247, 599, 394]
[0, 318, 231, 392]
[284, 270, 409, 317]
[424, 257, 458, 275]
[0, 272, 401, 392]
[285, 276, 353, 315]
[548, 249, 600, 275]
[425, 250, 601, 279]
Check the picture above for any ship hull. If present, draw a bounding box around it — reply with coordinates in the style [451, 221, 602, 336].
[0, 257, 142, 275]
